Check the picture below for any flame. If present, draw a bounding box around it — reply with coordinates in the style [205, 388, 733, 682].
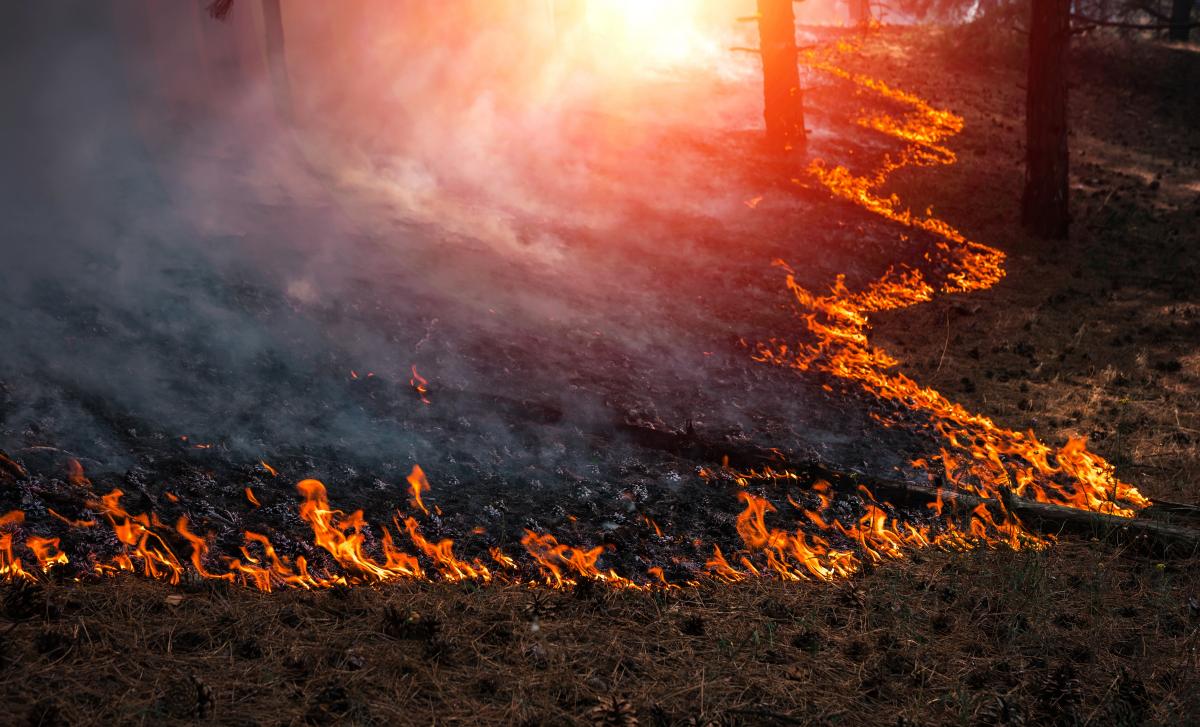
[725, 477, 1045, 583]
[48, 509, 96, 528]
[66, 458, 90, 487]
[407, 465, 430, 515]
[244, 487, 262, 508]
[0, 511, 32, 581]
[410, 365, 431, 405]
[747, 41, 1152, 521]
[706, 544, 745, 582]
[90, 490, 185, 584]
[520, 530, 640, 589]
[27, 536, 68, 572]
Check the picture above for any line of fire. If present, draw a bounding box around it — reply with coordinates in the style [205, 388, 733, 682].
[1, 1, 1197, 724]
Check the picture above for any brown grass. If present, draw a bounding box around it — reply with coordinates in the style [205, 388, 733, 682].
[1, 543, 1196, 726]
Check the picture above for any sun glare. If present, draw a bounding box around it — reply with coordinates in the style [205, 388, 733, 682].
[575, 0, 735, 71]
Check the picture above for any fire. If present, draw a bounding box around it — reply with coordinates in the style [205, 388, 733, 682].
[410, 365, 431, 405]
[407, 465, 430, 515]
[66, 458, 90, 487]
[520, 530, 639, 589]
[0, 34, 1157, 595]
[750, 40, 1152, 522]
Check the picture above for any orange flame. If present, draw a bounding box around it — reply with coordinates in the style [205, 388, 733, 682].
[407, 465, 430, 515]
[66, 458, 90, 487]
[410, 365, 431, 405]
[748, 41, 1153, 523]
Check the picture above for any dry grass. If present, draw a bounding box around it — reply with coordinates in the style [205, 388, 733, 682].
[1, 543, 1196, 726]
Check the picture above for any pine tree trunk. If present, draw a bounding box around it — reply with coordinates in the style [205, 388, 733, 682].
[850, 0, 872, 28]
[756, 0, 806, 153]
[1021, 0, 1070, 240]
[1169, 0, 1195, 41]
[262, 0, 294, 122]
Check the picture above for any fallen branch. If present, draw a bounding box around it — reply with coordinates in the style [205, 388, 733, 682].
[614, 419, 1200, 557]
[806, 460, 1200, 558]
[1071, 12, 1200, 29]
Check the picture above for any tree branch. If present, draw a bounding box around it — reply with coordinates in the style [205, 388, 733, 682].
[207, 0, 234, 21]
[1071, 12, 1200, 29]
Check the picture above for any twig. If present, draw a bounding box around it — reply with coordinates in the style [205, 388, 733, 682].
[935, 311, 951, 374]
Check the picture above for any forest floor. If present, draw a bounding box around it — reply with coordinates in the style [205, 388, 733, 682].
[4, 27, 1200, 727]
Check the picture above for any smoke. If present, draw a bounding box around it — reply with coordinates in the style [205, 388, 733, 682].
[0, 0, 912, 542]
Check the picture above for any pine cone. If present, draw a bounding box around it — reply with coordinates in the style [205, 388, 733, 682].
[1108, 668, 1148, 727]
[522, 592, 560, 620]
[976, 695, 1026, 726]
[589, 695, 638, 727]
[382, 605, 439, 641]
[3, 581, 42, 621]
[191, 674, 214, 719]
[1034, 664, 1083, 726]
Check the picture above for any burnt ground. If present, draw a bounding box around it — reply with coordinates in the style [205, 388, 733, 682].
[1, 21, 1200, 727]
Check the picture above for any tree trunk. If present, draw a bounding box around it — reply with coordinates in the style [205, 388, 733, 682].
[849, 0, 872, 28]
[1169, 0, 1195, 41]
[1021, 0, 1070, 240]
[261, 0, 294, 123]
[756, 0, 806, 153]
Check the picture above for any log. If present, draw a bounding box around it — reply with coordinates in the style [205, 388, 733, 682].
[788, 458, 1200, 558]
[612, 419, 1200, 557]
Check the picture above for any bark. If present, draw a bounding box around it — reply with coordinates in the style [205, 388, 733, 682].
[1170, 0, 1195, 40]
[1022, 0, 1071, 239]
[756, 0, 806, 153]
[261, 0, 294, 123]
[850, 0, 872, 28]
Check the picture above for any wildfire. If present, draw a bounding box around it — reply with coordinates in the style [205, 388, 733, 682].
[0, 35, 1156, 595]
[752, 40, 1152, 523]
